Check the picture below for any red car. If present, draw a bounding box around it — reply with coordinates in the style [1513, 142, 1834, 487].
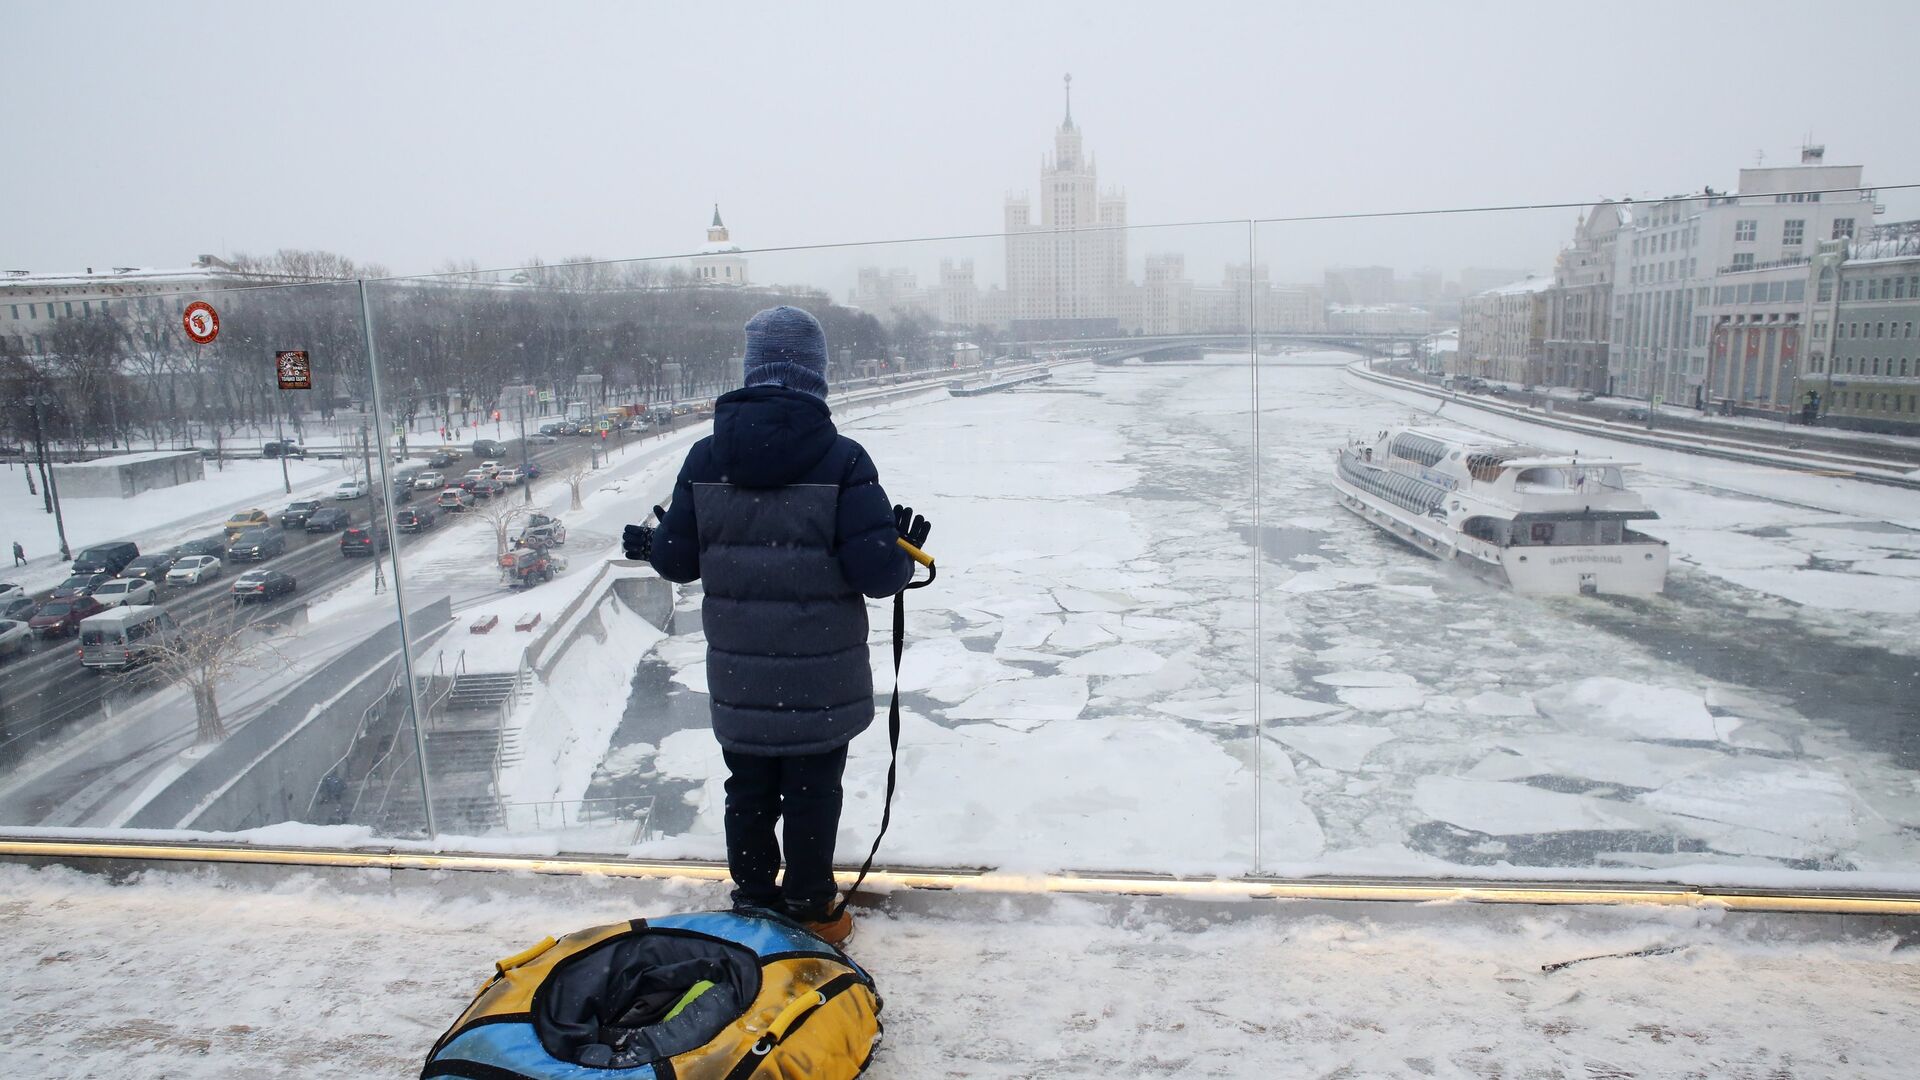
[29, 595, 107, 638]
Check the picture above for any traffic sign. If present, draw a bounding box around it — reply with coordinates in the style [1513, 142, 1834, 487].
[538, 390, 553, 403]
[275, 350, 312, 390]
[597, 420, 612, 431]
[183, 301, 220, 344]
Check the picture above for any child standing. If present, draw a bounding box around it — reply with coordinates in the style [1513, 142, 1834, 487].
[627, 306, 920, 944]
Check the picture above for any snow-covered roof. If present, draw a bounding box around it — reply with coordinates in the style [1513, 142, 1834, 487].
[0, 266, 233, 289]
[1477, 275, 1552, 297]
[55, 450, 203, 469]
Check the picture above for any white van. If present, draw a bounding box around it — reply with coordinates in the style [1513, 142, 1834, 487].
[78, 606, 181, 670]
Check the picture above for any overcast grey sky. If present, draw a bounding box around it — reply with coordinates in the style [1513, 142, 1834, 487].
[8, 0, 1920, 289]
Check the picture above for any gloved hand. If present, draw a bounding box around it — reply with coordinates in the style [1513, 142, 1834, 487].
[892, 504, 932, 549]
[622, 524, 654, 561]
[622, 505, 669, 561]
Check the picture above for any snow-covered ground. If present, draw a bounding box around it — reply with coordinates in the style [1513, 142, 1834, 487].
[584, 353, 1920, 888]
[3, 862, 1916, 1079]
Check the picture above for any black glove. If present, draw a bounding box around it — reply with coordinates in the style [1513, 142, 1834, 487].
[622, 524, 654, 561]
[622, 505, 669, 561]
[892, 504, 932, 549]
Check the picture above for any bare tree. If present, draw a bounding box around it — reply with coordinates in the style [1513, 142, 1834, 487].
[473, 499, 530, 556]
[564, 461, 593, 511]
[137, 607, 293, 746]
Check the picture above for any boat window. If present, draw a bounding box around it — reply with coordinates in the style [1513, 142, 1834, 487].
[1463, 517, 1506, 543]
[1530, 522, 1556, 544]
[1390, 433, 1448, 468]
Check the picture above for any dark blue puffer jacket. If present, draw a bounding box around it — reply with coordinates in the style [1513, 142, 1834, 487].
[648, 386, 914, 756]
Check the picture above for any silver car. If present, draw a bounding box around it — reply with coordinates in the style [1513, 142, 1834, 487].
[166, 555, 223, 586]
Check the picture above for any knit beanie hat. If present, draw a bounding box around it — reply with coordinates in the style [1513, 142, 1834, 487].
[742, 306, 829, 399]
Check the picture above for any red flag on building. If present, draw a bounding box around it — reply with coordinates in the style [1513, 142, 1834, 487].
[1781, 327, 1799, 362]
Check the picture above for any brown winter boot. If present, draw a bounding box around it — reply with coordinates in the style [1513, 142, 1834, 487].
[800, 907, 854, 947]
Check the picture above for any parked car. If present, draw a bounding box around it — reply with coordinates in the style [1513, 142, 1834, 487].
[226, 527, 287, 562]
[496, 466, 525, 485]
[340, 526, 389, 557]
[0, 582, 26, 604]
[168, 534, 229, 560]
[280, 500, 324, 528]
[470, 478, 505, 500]
[1623, 407, 1649, 421]
[0, 618, 31, 660]
[394, 505, 439, 533]
[538, 423, 563, 437]
[78, 605, 180, 670]
[333, 479, 369, 500]
[2, 597, 37, 621]
[436, 488, 474, 512]
[413, 471, 445, 490]
[29, 595, 107, 638]
[304, 506, 351, 532]
[262, 440, 307, 458]
[232, 569, 297, 603]
[224, 508, 272, 539]
[50, 573, 111, 600]
[90, 578, 159, 609]
[1577, 392, 1599, 403]
[1487, 384, 1509, 396]
[166, 555, 223, 586]
[119, 553, 177, 583]
[71, 541, 140, 576]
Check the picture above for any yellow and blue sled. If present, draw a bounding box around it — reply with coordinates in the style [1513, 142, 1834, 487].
[423, 909, 882, 1079]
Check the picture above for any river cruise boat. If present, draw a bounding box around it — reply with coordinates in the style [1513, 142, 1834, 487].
[1332, 426, 1669, 595]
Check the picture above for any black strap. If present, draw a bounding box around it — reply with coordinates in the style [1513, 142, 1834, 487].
[830, 588, 905, 921]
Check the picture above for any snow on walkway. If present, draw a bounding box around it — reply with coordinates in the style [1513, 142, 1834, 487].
[2, 863, 1914, 1079]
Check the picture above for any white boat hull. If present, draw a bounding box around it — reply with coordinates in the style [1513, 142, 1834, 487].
[1330, 476, 1668, 596]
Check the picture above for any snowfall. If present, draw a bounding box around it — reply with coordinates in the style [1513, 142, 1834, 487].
[534, 353, 1920, 889]
[8, 353, 1920, 1076]
[3, 862, 1917, 1078]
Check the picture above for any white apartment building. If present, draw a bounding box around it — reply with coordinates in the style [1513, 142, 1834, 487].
[1453, 276, 1549, 383]
[1004, 77, 1129, 333]
[2, 259, 241, 356]
[1611, 148, 1875, 406]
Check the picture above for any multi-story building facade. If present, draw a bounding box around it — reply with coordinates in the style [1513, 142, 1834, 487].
[1799, 222, 1920, 433]
[1324, 266, 1394, 306]
[1543, 203, 1624, 393]
[1004, 78, 1129, 334]
[1612, 148, 1875, 408]
[936, 259, 979, 327]
[1454, 276, 1549, 383]
[2, 259, 241, 356]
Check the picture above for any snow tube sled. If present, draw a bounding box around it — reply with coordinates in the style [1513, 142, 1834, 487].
[423, 910, 882, 1079]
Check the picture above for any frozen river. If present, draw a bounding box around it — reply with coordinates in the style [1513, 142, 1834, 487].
[601, 353, 1920, 887]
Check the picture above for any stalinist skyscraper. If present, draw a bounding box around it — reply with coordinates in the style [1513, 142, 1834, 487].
[1004, 75, 1130, 333]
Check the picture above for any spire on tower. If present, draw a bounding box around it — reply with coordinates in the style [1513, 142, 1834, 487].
[1063, 73, 1073, 129]
[711, 203, 724, 228]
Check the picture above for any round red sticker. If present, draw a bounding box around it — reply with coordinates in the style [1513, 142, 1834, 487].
[183, 301, 220, 344]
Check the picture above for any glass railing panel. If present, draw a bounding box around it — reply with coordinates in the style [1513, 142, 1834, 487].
[367, 223, 1263, 876]
[1255, 198, 1920, 887]
[0, 277, 431, 842]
